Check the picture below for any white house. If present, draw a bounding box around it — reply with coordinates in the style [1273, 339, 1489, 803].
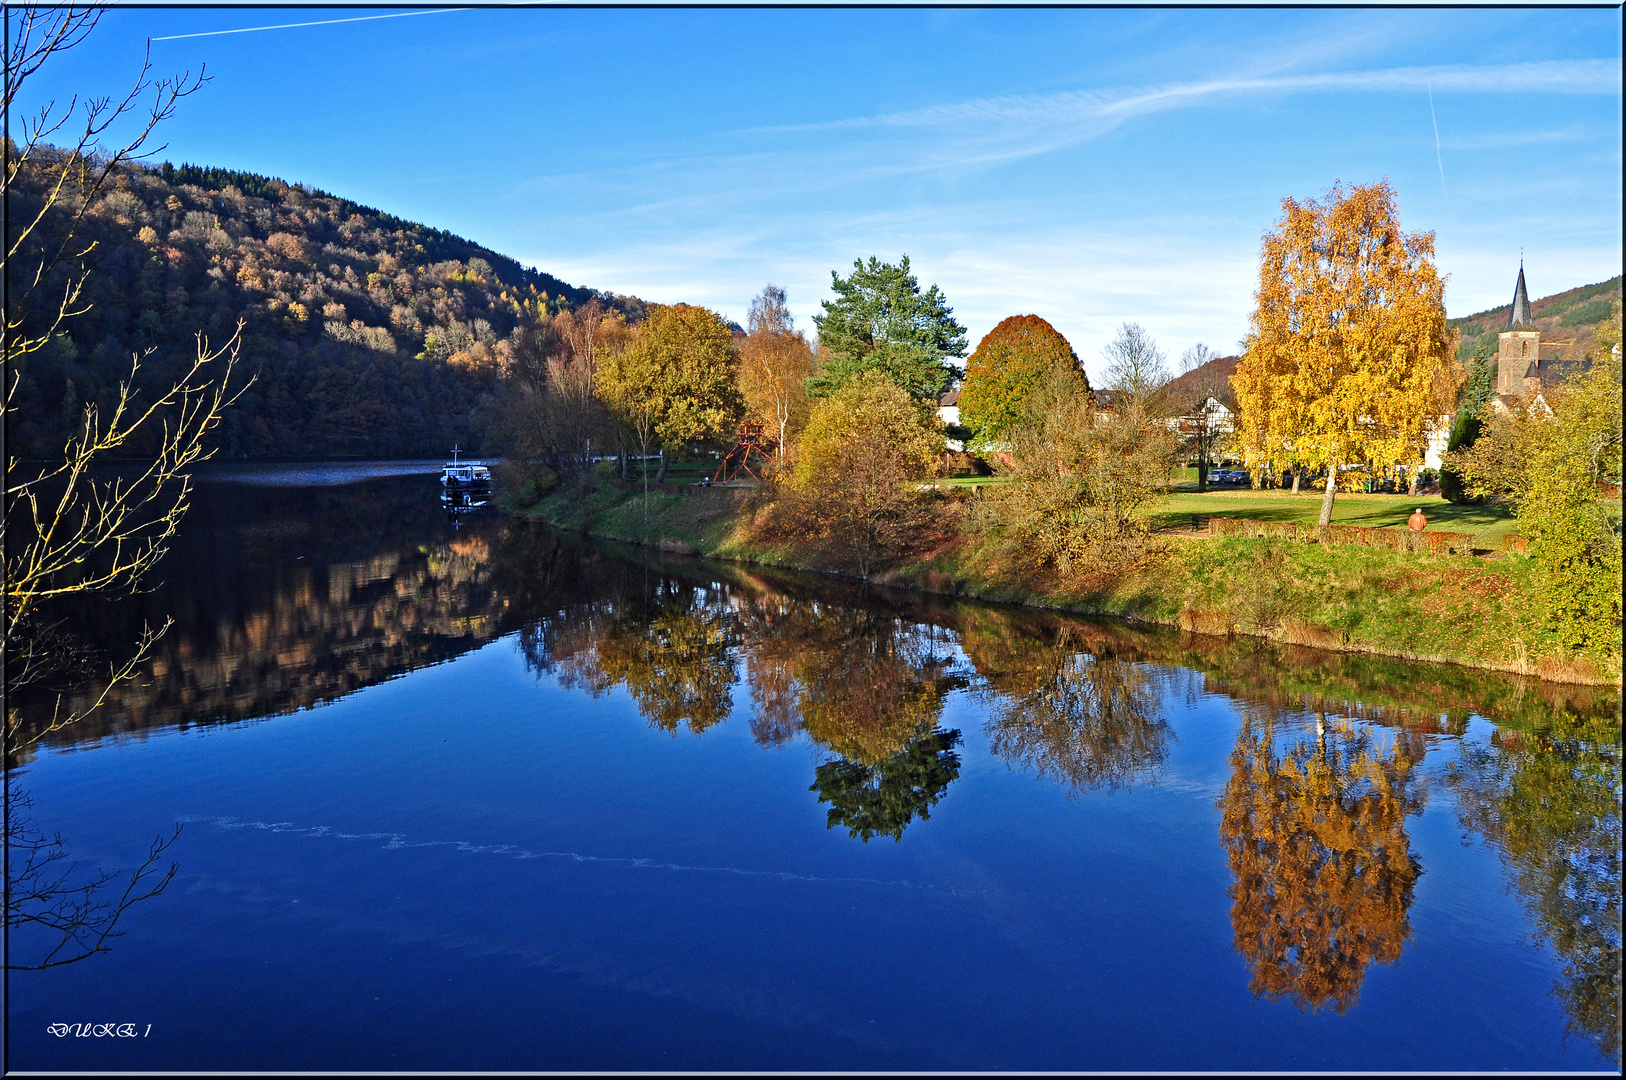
[938, 385, 963, 451]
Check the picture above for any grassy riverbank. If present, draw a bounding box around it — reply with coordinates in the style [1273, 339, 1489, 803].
[510, 478, 1620, 686]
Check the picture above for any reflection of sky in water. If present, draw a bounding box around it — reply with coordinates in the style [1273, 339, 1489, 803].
[190, 460, 452, 486]
[7, 475, 1618, 1072]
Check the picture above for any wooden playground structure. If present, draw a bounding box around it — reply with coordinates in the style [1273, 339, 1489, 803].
[712, 421, 775, 483]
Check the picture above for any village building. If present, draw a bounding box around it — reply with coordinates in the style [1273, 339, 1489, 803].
[1168, 394, 1235, 436]
[1489, 264, 1574, 418]
[1496, 264, 1541, 396]
[937, 384, 963, 450]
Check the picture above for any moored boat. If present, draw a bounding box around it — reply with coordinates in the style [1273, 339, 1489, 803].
[439, 447, 492, 506]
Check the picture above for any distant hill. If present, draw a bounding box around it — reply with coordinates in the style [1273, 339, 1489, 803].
[8, 151, 647, 459]
[1162, 353, 1241, 409]
[1449, 275, 1622, 364]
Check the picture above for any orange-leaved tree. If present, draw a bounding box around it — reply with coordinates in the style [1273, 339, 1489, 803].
[1231, 181, 1451, 525]
[958, 314, 1090, 445]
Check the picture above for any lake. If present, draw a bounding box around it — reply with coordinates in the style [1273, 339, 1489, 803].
[7, 467, 1620, 1071]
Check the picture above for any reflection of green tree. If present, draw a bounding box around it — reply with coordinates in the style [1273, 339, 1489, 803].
[1218, 709, 1421, 1015]
[977, 625, 1170, 793]
[736, 594, 965, 842]
[812, 728, 962, 843]
[594, 586, 737, 735]
[1445, 714, 1622, 1063]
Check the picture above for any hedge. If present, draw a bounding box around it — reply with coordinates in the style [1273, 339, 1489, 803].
[1206, 516, 1477, 556]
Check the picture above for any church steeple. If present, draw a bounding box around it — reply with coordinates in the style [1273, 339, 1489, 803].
[1496, 261, 1542, 395]
[1508, 263, 1533, 328]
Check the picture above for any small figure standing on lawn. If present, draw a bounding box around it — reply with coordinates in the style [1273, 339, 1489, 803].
[1408, 508, 1427, 532]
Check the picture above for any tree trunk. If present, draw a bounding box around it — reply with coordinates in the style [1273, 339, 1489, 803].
[1196, 449, 1207, 493]
[655, 448, 667, 484]
[1318, 465, 1338, 527]
[1291, 468, 1301, 494]
[619, 448, 628, 480]
[1408, 468, 1420, 496]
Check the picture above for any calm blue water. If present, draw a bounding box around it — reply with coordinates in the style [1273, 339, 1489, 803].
[6, 470, 1620, 1071]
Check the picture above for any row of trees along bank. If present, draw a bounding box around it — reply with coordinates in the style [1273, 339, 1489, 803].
[510, 183, 1621, 670]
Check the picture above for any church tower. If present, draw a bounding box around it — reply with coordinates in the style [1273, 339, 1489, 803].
[1496, 263, 1540, 394]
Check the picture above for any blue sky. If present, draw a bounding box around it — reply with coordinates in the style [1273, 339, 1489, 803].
[24, 6, 1623, 381]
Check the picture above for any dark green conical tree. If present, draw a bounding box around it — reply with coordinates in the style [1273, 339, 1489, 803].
[811, 728, 962, 843]
[808, 256, 967, 403]
[1441, 348, 1496, 503]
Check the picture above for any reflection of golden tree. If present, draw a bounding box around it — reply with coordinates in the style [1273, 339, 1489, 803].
[736, 594, 804, 747]
[593, 588, 737, 735]
[1445, 716, 1621, 1063]
[973, 625, 1170, 794]
[1219, 709, 1420, 1014]
[734, 593, 957, 762]
[793, 609, 951, 764]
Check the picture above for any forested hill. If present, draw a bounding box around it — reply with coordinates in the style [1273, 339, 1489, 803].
[1449, 275, 1622, 363]
[9, 152, 646, 459]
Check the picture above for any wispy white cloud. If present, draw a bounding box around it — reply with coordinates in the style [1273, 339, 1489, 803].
[500, 57, 1620, 211]
[737, 59, 1621, 175]
[766, 60, 1620, 138]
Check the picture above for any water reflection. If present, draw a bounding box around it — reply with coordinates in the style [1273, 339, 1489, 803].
[1444, 712, 1623, 1062]
[1218, 708, 1423, 1015]
[967, 621, 1171, 795]
[812, 728, 963, 843]
[519, 580, 969, 840]
[14, 470, 1621, 1055]
[8, 482, 517, 757]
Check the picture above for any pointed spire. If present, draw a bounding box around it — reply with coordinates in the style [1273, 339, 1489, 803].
[1508, 263, 1532, 328]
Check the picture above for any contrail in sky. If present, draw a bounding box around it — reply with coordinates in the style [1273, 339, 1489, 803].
[1427, 81, 1447, 196]
[150, 9, 465, 42]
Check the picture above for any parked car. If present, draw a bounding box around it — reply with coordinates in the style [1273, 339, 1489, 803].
[1224, 469, 1248, 484]
[1207, 469, 1225, 484]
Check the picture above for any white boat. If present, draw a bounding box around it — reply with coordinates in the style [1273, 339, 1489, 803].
[439, 447, 492, 506]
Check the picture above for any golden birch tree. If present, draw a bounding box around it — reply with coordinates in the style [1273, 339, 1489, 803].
[1230, 181, 1451, 525]
[594, 302, 741, 496]
[737, 284, 814, 461]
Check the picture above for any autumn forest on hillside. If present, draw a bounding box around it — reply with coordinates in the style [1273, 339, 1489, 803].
[7, 153, 645, 459]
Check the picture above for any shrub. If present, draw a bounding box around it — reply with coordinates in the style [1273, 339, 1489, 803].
[1447, 332, 1622, 654]
[978, 368, 1179, 575]
[784, 370, 944, 578]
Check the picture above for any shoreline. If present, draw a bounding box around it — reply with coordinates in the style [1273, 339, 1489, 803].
[507, 485, 1621, 689]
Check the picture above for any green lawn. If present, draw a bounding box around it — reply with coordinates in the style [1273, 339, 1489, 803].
[1147, 489, 1521, 545]
[936, 475, 1522, 546]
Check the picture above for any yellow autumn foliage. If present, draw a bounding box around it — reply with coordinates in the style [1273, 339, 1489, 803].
[1232, 181, 1452, 522]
